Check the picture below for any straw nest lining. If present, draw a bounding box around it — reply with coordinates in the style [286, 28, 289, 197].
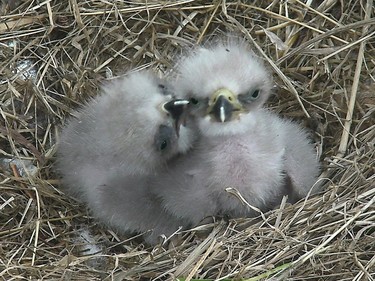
[1, 0, 374, 280]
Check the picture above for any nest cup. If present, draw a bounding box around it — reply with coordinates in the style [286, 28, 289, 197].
[0, 0, 374, 280]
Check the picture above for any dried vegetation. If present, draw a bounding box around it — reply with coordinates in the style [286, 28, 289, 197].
[0, 0, 374, 280]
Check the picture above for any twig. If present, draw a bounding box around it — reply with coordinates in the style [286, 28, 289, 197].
[337, 0, 372, 157]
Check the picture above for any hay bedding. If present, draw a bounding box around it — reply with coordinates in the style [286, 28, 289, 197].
[0, 0, 374, 279]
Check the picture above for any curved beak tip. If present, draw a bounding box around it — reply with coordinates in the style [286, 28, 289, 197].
[219, 106, 226, 123]
[210, 94, 234, 123]
[162, 99, 190, 136]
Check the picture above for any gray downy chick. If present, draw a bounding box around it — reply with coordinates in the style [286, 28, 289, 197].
[154, 39, 320, 226]
[56, 71, 196, 244]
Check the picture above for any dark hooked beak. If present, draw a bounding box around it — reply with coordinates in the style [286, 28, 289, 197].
[208, 88, 243, 123]
[162, 99, 190, 137]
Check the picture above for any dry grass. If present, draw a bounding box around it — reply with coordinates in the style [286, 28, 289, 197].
[1, 0, 375, 280]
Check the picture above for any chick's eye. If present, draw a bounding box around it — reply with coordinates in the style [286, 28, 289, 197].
[238, 89, 261, 104]
[154, 125, 172, 152]
[251, 89, 260, 99]
[190, 98, 199, 105]
[160, 140, 168, 151]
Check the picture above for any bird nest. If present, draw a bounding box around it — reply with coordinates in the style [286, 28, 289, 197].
[1, 0, 374, 280]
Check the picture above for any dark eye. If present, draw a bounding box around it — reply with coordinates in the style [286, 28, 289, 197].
[238, 89, 261, 104]
[190, 98, 199, 105]
[160, 140, 168, 151]
[251, 90, 260, 99]
[154, 125, 173, 152]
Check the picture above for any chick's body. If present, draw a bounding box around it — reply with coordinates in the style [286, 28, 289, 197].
[155, 39, 320, 225]
[158, 110, 288, 224]
[57, 71, 195, 244]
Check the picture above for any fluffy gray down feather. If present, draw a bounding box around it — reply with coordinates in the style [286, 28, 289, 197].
[57, 71, 196, 244]
[57, 39, 320, 244]
[153, 39, 320, 226]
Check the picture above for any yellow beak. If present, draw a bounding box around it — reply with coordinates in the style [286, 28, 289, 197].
[207, 88, 244, 122]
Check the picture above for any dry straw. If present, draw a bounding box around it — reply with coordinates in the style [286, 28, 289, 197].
[1, 0, 374, 280]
